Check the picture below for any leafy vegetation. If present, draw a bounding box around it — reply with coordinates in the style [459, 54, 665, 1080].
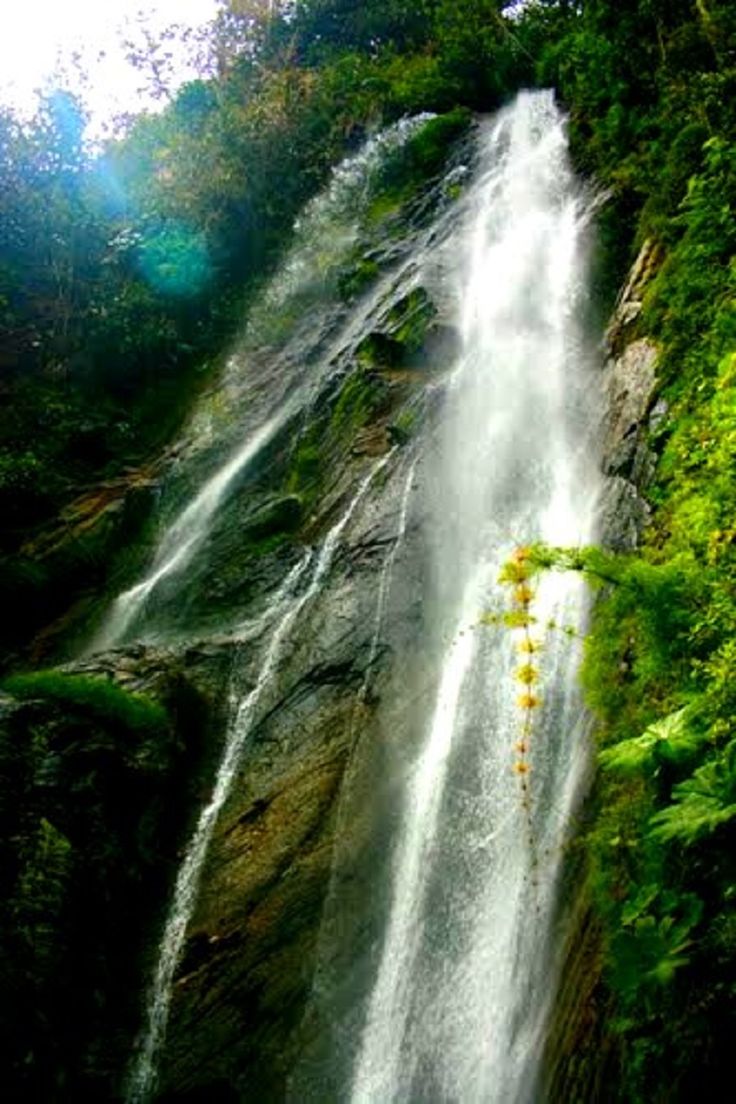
[519, 537, 736, 1099]
[371, 107, 472, 212]
[0, 3, 524, 660]
[1, 0, 736, 1099]
[503, 3, 736, 1095]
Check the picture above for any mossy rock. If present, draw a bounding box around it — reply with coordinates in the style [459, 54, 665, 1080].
[337, 256, 380, 302]
[356, 331, 408, 369]
[386, 287, 438, 354]
[0, 660, 212, 1100]
[1, 671, 169, 743]
[287, 433, 325, 497]
[355, 288, 439, 370]
[389, 407, 419, 445]
[331, 370, 389, 441]
[243, 495, 303, 545]
[374, 108, 473, 201]
[285, 368, 391, 503]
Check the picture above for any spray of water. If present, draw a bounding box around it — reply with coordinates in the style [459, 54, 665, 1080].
[94, 407, 301, 651]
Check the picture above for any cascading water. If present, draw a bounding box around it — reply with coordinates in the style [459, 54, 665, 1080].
[349, 90, 602, 1103]
[359, 458, 418, 707]
[125, 552, 312, 1104]
[94, 406, 301, 650]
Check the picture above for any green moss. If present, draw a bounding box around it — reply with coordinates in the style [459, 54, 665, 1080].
[367, 108, 472, 224]
[2, 672, 169, 739]
[366, 190, 406, 226]
[337, 256, 380, 301]
[243, 495, 302, 543]
[378, 108, 472, 193]
[284, 368, 389, 507]
[356, 331, 407, 368]
[353, 290, 437, 373]
[390, 407, 418, 444]
[387, 287, 437, 353]
[444, 180, 463, 202]
[331, 370, 386, 440]
[287, 433, 324, 497]
[216, 495, 304, 561]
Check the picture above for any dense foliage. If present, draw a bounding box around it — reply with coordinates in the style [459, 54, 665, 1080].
[524, 539, 734, 1097]
[1, 0, 735, 1100]
[0, 672, 209, 1100]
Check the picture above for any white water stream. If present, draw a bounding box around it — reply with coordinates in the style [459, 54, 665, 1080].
[95, 406, 300, 650]
[113, 111, 438, 1103]
[350, 91, 602, 1103]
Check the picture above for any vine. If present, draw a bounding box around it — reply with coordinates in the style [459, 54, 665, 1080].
[497, 546, 544, 885]
[482, 544, 589, 886]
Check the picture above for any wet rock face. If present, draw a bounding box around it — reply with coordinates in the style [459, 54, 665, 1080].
[97, 147, 454, 1098]
[7, 165, 665, 1102]
[2, 466, 161, 668]
[4, 235, 442, 1104]
[7, 122, 467, 1100]
[604, 238, 662, 356]
[603, 338, 658, 472]
[600, 240, 663, 550]
[0, 120, 472, 1102]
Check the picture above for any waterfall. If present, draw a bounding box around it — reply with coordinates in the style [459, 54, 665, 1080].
[126, 453, 394, 1103]
[349, 90, 602, 1103]
[125, 552, 312, 1104]
[107, 88, 601, 1103]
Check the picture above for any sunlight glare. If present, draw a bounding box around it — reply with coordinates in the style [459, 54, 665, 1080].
[0, 0, 218, 131]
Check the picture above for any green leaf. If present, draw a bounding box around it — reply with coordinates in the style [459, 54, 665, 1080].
[649, 742, 736, 844]
[600, 708, 694, 774]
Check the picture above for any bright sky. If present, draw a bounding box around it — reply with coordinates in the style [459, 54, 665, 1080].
[0, 0, 220, 132]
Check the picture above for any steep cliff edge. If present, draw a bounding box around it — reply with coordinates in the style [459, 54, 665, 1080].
[142, 173, 455, 1102]
[134, 96, 601, 1104]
